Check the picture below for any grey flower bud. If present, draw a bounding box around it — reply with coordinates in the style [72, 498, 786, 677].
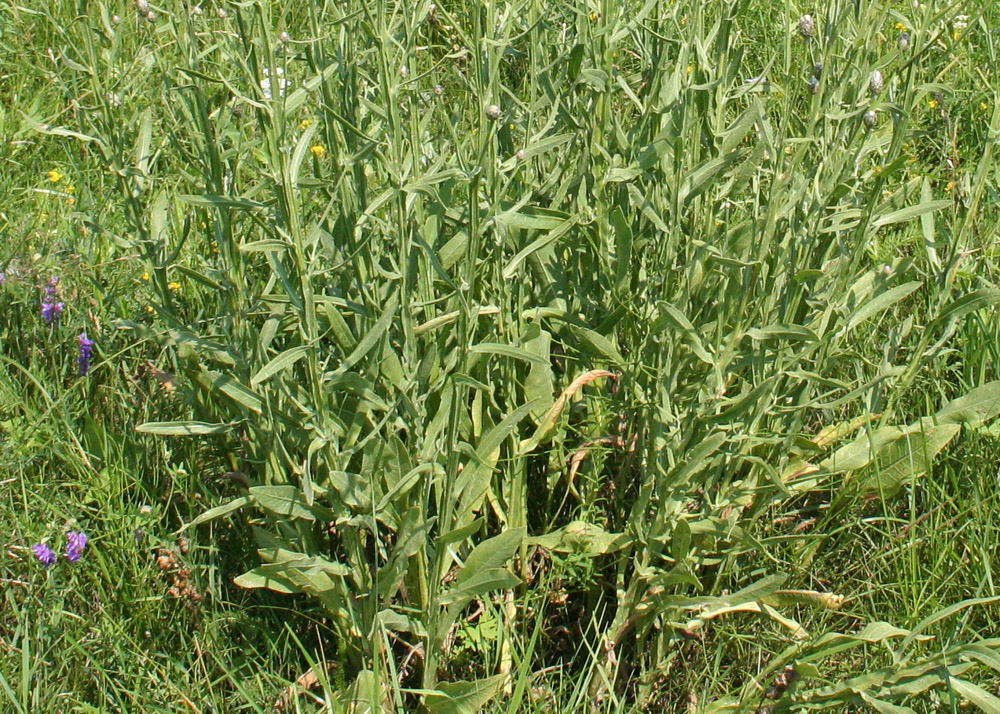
[400, 65, 409, 79]
[516, 149, 526, 161]
[898, 31, 910, 50]
[864, 109, 878, 129]
[279, 31, 290, 43]
[485, 104, 502, 121]
[870, 70, 884, 96]
[136, 0, 150, 14]
[813, 62, 823, 79]
[217, 7, 227, 18]
[799, 14, 815, 40]
[111, 14, 121, 23]
[146, 10, 156, 22]
[808, 76, 820, 94]
[433, 84, 444, 96]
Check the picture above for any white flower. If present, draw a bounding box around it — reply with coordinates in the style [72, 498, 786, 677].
[260, 67, 291, 100]
[953, 14, 969, 30]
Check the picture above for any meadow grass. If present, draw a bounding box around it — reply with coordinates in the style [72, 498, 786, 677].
[3, 0, 1000, 712]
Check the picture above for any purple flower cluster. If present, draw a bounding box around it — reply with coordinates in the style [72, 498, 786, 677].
[78, 332, 95, 376]
[41, 276, 64, 324]
[32, 530, 88, 568]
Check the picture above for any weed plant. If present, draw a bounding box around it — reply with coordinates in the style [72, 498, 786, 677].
[3, 0, 1000, 712]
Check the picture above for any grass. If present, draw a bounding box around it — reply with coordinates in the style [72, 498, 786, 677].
[3, 0, 1000, 711]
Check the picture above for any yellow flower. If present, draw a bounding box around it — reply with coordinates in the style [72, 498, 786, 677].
[168, 281, 181, 291]
[310, 144, 326, 158]
[299, 118, 314, 130]
[928, 99, 939, 109]
[589, 11, 598, 21]
[895, 22, 907, 31]
[67, 197, 75, 206]
[952, 30, 961, 41]
[146, 305, 155, 313]
[47, 170, 63, 183]
[946, 180, 956, 192]
[141, 272, 150, 281]
[686, 64, 693, 74]
[981, 102, 989, 111]
[66, 185, 75, 194]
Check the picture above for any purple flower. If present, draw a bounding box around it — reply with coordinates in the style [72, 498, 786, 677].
[33, 543, 57, 568]
[0, 272, 5, 285]
[78, 332, 95, 376]
[41, 277, 64, 324]
[66, 531, 88, 562]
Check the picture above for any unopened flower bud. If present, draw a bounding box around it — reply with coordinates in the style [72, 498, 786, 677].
[434, 83, 444, 96]
[799, 14, 815, 40]
[146, 10, 156, 22]
[217, 7, 227, 18]
[279, 30, 290, 43]
[485, 104, 502, 121]
[864, 109, 878, 128]
[870, 70, 884, 96]
[898, 31, 910, 50]
[136, 0, 150, 14]
[400, 64, 409, 79]
[813, 62, 823, 78]
[112, 14, 122, 24]
[808, 76, 820, 94]
[516, 148, 526, 161]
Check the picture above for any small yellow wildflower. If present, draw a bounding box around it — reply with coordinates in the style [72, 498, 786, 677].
[589, 11, 598, 21]
[299, 118, 314, 130]
[47, 170, 63, 183]
[66, 185, 75, 194]
[686, 64, 693, 74]
[952, 30, 961, 41]
[310, 144, 326, 158]
[946, 180, 956, 192]
[982, 102, 989, 111]
[141, 272, 150, 281]
[146, 305, 155, 313]
[928, 99, 939, 109]
[168, 281, 181, 291]
[67, 197, 75, 206]
[895, 22, 907, 31]
[680, 14, 688, 26]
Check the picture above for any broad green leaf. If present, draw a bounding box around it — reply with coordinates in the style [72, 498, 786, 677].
[182, 496, 251, 529]
[250, 345, 311, 388]
[950, 678, 1000, 714]
[456, 527, 525, 585]
[871, 199, 950, 228]
[528, 521, 632, 555]
[250, 485, 334, 521]
[424, 674, 507, 714]
[935, 382, 1000, 427]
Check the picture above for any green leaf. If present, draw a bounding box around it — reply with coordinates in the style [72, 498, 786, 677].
[423, 675, 507, 714]
[935, 382, 1000, 427]
[456, 528, 525, 585]
[182, 496, 251, 529]
[950, 678, 1000, 714]
[250, 345, 311, 388]
[502, 215, 578, 279]
[871, 199, 950, 228]
[845, 281, 923, 331]
[135, 421, 236, 436]
[249, 485, 334, 521]
[528, 521, 632, 555]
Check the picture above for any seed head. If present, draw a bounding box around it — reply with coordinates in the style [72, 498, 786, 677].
[898, 31, 910, 50]
[813, 62, 823, 79]
[279, 30, 290, 43]
[808, 76, 820, 94]
[799, 14, 815, 40]
[870, 70, 884, 96]
[864, 109, 878, 129]
[516, 148, 526, 161]
[485, 104, 502, 121]
[136, 0, 150, 14]
[433, 83, 444, 96]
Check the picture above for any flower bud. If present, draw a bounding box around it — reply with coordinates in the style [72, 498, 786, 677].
[279, 30, 290, 43]
[136, 0, 149, 14]
[864, 109, 877, 129]
[516, 148, 526, 161]
[112, 14, 121, 23]
[217, 7, 227, 18]
[898, 31, 910, 50]
[870, 70, 884, 96]
[434, 84, 444, 96]
[812, 62, 823, 78]
[485, 104, 502, 121]
[799, 14, 815, 40]
[808, 76, 820, 94]
[146, 10, 156, 22]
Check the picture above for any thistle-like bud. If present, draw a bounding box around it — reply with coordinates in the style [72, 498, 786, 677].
[898, 31, 910, 50]
[870, 70, 884, 96]
[400, 65, 409, 79]
[146, 10, 156, 21]
[279, 31, 290, 43]
[111, 14, 121, 23]
[813, 62, 823, 79]
[428, 3, 438, 22]
[864, 109, 878, 129]
[433, 84, 444, 96]
[799, 14, 815, 40]
[808, 76, 820, 94]
[136, 0, 150, 14]
[485, 104, 502, 121]
[516, 148, 526, 161]
[217, 7, 227, 18]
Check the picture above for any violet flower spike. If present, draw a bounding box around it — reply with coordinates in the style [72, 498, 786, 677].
[33, 543, 57, 568]
[41, 277, 64, 324]
[78, 332, 95, 376]
[66, 531, 88, 562]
